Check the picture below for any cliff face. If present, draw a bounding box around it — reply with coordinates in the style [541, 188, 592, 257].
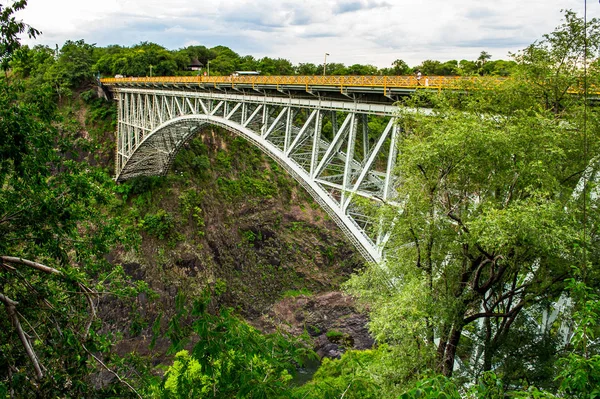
[96, 124, 370, 362]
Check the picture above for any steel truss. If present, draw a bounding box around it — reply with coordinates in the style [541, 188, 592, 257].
[114, 88, 400, 263]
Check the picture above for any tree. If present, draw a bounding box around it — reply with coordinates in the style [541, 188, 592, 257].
[0, 0, 40, 70]
[480, 59, 517, 76]
[392, 59, 411, 75]
[0, 3, 142, 396]
[295, 62, 318, 75]
[347, 63, 378, 75]
[415, 59, 441, 75]
[258, 57, 294, 75]
[458, 59, 478, 75]
[511, 10, 600, 113]
[345, 10, 600, 388]
[323, 62, 346, 75]
[348, 87, 585, 381]
[148, 291, 314, 398]
[476, 51, 492, 71]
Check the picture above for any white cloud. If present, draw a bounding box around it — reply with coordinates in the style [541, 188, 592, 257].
[16, 0, 600, 68]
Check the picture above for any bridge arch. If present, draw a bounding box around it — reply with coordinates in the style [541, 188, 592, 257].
[119, 114, 382, 263]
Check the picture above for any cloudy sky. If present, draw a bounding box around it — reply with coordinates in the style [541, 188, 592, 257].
[16, 0, 600, 68]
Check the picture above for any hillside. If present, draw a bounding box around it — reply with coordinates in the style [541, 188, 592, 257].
[73, 91, 372, 368]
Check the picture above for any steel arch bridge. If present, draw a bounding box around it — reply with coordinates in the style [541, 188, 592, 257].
[102, 78, 412, 263]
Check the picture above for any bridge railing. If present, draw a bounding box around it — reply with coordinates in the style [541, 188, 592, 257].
[100, 75, 600, 95]
[100, 75, 508, 90]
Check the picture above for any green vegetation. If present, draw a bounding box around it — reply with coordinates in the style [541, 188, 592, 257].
[339, 9, 600, 397]
[0, 2, 146, 397]
[8, 27, 520, 80]
[147, 289, 316, 398]
[282, 288, 313, 298]
[2, 2, 600, 398]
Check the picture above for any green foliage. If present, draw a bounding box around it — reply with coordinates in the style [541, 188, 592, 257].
[0, 31, 142, 397]
[294, 348, 383, 399]
[149, 290, 316, 398]
[0, 0, 40, 70]
[127, 175, 166, 195]
[512, 10, 600, 113]
[346, 9, 600, 391]
[51, 39, 96, 87]
[398, 372, 561, 398]
[241, 229, 259, 243]
[282, 288, 313, 298]
[415, 59, 459, 76]
[94, 41, 187, 77]
[553, 278, 600, 398]
[399, 375, 461, 399]
[325, 330, 345, 340]
[217, 174, 277, 200]
[179, 188, 206, 236]
[391, 59, 411, 75]
[139, 209, 175, 239]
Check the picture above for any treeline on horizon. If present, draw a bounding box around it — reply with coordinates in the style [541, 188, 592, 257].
[10, 39, 517, 81]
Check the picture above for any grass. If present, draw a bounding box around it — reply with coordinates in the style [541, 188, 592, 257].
[282, 288, 313, 298]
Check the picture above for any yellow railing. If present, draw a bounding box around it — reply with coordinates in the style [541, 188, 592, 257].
[99, 75, 597, 94]
[100, 75, 505, 90]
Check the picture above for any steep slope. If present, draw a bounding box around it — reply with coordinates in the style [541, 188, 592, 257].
[76, 91, 372, 363]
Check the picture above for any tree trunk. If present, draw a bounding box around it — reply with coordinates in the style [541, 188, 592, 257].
[442, 322, 463, 376]
[483, 316, 493, 371]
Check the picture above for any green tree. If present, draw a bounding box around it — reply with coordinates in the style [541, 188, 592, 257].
[324, 62, 347, 75]
[458, 59, 478, 75]
[258, 57, 294, 75]
[0, 0, 39, 70]
[346, 10, 600, 388]
[511, 10, 600, 113]
[295, 62, 319, 75]
[346, 63, 379, 75]
[476, 50, 492, 74]
[415, 59, 441, 75]
[53, 39, 95, 86]
[9, 44, 54, 78]
[0, 67, 142, 398]
[149, 291, 314, 398]
[0, 4, 143, 396]
[480, 59, 517, 76]
[349, 90, 584, 378]
[392, 59, 411, 75]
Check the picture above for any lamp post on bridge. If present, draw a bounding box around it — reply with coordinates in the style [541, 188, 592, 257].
[323, 53, 329, 76]
[207, 60, 210, 77]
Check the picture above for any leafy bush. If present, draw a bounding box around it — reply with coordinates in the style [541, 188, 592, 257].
[149, 291, 316, 398]
[139, 209, 175, 239]
[293, 349, 382, 399]
[399, 375, 461, 399]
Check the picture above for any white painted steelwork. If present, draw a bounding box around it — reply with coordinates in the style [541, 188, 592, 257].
[111, 87, 401, 263]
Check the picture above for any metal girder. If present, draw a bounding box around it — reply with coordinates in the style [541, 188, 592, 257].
[111, 87, 402, 263]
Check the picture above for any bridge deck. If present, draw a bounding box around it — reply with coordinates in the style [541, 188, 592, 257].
[100, 75, 505, 94]
[100, 75, 599, 101]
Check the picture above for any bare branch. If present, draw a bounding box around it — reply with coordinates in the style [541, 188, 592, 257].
[464, 299, 524, 324]
[0, 256, 61, 275]
[82, 344, 142, 399]
[0, 292, 43, 379]
[0, 262, 16, 271]
[77, 282, 97, 338]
